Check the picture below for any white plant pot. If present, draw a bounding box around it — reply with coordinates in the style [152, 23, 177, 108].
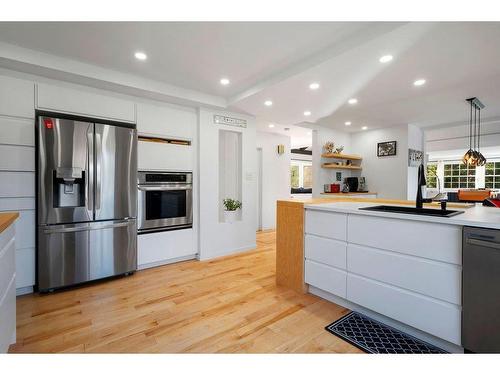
[224, 210, 238, 223]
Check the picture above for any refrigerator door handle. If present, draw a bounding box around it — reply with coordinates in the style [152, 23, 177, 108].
[42, 220, 133, 234]
[87, 126, 94, 219]
[95, 132, 102, 215]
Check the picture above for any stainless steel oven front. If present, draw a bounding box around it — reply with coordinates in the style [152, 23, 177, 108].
[138, 171, 193, 233]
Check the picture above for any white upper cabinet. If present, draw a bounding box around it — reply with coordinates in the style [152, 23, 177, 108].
[0, 76, 35, 119]
[136, 102, 196, 139]
[36, 83, 136, 123]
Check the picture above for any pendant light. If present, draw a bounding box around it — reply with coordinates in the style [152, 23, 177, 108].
[463, 97, 486, 167]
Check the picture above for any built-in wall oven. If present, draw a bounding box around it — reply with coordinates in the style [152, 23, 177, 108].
[138, 171, 193, 233]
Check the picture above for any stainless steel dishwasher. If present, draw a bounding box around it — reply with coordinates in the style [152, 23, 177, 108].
[463, 226, 500, 353]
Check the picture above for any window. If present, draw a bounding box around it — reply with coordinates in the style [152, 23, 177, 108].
[443, 162, 476, 189]
[485, 161, 500, 189]
[426, 163, 437, 188]
[291, 160, 312, 190]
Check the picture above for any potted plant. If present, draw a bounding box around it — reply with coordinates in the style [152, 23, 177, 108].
[223, 198, 242, 223]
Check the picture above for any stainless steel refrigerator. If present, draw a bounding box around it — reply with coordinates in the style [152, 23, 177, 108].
[36, 114, 137, 292]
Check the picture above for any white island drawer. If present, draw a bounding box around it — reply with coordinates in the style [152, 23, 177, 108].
[305, 260, 346, 298]
[305, 210, 347, 240]
[347, 215, 462, 265]
[347, 243, 461, 304]
[347, 274, 461, 345]
[305, 234, 346, 269]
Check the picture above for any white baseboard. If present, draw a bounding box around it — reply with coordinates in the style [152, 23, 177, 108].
[309, 286, 464, 353]
[137, 254, 197, 270]
[198, 243, 257, 261]
[16, 286, 33, 296]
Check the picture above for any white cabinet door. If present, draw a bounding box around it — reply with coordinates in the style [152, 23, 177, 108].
[0, 117, 35, 146]
[0, 145, 34, 172]
[347, 243, 461, 305]
[305, 210, 347, 241]
[0, 76, 34, 119]
[0, 172, 34, 198]
[305, 260, 347, 298]
[347, 274, 461, 345]
[138, 141, 193, 172]
[37, 83, 135, 123]
[0, 224, 16, 352]
[138, 229, 197, 269]
[305, 234, 346, 270]
[137, 102, 196, 139]
[347, 215, 462, 265]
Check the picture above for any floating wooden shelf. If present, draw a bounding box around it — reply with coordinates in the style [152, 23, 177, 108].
[321, 164, 362, 170]
[321, 153, 362, 160]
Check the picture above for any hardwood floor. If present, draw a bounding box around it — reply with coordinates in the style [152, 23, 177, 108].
[9, 231, 361, 353]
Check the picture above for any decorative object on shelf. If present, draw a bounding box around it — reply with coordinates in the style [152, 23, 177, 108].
[358, 176, 367, 191]
[462, 97, 486, 166]
[334, 146, 344, 154]
[223, 198, 242, 223]
[408, 148, 423, 167]
[323, 141, 334, 154]
[277, 144, 285, 155]
[377, 141, 397, 157]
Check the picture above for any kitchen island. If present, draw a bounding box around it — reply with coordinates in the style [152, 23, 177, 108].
[276, 198, 500, 352]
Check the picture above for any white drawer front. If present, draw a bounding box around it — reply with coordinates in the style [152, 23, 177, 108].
[305, 210, 347, 241]
[347, 215, 462, 265]
[0, 76, 34, 119]
[305, 260, 347, 298]
[347, 274, 461, 345]
[305, 234, 346, 269]
[37, 83, 135, 123]
[347, 243, 461, 305]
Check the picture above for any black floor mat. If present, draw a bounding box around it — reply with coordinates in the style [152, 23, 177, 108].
[325, 312, 447, 354]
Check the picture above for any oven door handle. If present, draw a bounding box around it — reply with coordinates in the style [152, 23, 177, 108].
[138, 186, 192, 191]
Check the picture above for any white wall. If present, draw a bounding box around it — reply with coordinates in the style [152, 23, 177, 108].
[312, 126, 352, 197]
[256, 131, 291, 230]
[350, 126, 409, 200]
[198, 109, 257, 260]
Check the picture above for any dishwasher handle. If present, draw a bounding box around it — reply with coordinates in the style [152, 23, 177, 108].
[466, 237, 500, 250]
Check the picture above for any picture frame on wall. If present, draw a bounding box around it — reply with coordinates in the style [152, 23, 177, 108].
[377, 141, 397, 157]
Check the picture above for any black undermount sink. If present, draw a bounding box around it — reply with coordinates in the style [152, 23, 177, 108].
[359, 205, 464, 218]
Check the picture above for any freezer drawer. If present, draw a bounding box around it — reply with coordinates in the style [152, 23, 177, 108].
[37, 219, 137, 291]
[463, 226, 500, 353]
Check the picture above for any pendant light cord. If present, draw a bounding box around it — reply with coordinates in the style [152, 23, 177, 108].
[469, 101, 473, 150]
[478, 107, 481, 152]
[473, 104, 477, 150]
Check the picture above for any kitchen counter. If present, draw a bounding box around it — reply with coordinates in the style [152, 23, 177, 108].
[0, 212, 19, 234]
[305, 200, 500, 230]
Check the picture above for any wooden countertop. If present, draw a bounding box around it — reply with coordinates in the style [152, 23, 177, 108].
[320, 191, 377, 196]
[0, 212, 19, 234]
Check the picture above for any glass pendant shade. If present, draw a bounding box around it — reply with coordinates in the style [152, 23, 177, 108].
[463, 97, 486, 167]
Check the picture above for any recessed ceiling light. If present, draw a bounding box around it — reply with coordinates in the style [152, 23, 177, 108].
[264, 100, 273, 107]
[268, 124, 275, 128]
[348, 98, 358, 105]
[220, 78, 230, 86]
[414, 79, 426, 86]
[134, 51, 147, 60]
[307, 131, 312, 135]
[362, 126, 368, 130]
[345, 121, 352, 126]
[309, 82, 320, 90]
[303, 111, 311, 116]
[379, 55, 393, 63]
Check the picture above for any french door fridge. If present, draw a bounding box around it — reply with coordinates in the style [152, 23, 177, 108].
[36, 114, 137, 292]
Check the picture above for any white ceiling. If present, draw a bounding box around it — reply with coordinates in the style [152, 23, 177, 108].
[1, 22, 499, 133]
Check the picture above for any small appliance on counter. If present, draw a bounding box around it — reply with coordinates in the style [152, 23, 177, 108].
[323, 183, 340, 193]
[344, 176, 368, 193]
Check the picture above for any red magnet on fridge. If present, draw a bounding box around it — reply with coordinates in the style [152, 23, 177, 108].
[43, 118, 54, 129]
